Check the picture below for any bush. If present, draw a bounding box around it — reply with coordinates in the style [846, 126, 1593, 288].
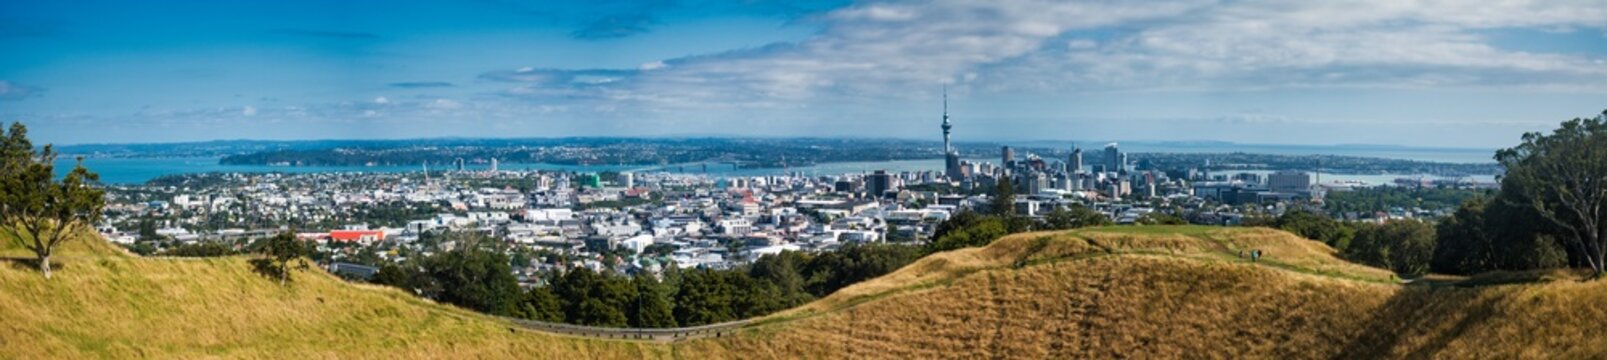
[1345, 220, 1436, 277]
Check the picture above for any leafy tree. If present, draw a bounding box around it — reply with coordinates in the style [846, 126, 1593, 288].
[1495, 111, 1607, 276]
[551, 268, 634, 327]
[749, 251, 815, 307]
[730, 273, 786, 318]
[372, 235, 524, 316]
[137, 217, 161, 241]
[674, 268, 736, 325]
[1324, 186, 1489, 215]
[421, 246, 525, 316]
[802, 243, 922, 297]
[125, 241, 158, 256]
[1274, 209, 1354, 250]
[1043, 204, 1111, 230]
[1481, 197, 1568, 270]
[927, 217, 1007, 253]
[1043, 205, 1078, 230]
[0, 122, 106, 279]
[161, 242, 239, 257]
[257, 232, 310, 285]
[517, 285, 565, 322]
[628, 273, 676, 328]
[990, 179, 1015, 217]
[1431, 197, 1567, 274]
[934, 210, 984, 240]
[1345, 220, 1436, 277]
[1135, 212, 1187, 226]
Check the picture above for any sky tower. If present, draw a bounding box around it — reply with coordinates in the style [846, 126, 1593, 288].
[942, 88, 952, 153]
[942, 87, 963, 180]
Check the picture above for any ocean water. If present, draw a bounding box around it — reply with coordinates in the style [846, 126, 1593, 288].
[54, 157, 650, 185]
[57, 155, 1497, 186]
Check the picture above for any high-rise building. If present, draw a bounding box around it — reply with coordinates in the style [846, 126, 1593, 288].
[1268, 171, 1312, 194]
[868, 170, 898, 198]
[1070, 147, 1083, 174]
[941, 89, 963, 181]
[1103, 143, 1121, 173]
[1002, 146, 1015, 167]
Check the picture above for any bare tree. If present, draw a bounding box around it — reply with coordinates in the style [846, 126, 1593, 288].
[0, 122, 106, 279]
[1497, 111, 1607, 276]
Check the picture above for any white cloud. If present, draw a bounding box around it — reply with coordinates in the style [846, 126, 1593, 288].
[487, 0, 1607, 109]
[374, 96, 390, 104]
[427, 99, 462, 110]
[0, 80, 44, 100]
[241, 106, 257, 116]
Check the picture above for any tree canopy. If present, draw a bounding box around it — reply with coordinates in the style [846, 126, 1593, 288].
[0, 122, 106, 279]
[1494, 111, 1607, 275]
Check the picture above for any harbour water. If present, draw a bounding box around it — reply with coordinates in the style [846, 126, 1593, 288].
[58, 156, 1497, 186]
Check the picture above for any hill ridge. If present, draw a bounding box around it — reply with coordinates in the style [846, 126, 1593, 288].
[5, 226, 1606, 359]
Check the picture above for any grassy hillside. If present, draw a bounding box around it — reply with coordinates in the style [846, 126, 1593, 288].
[6, 226, 1607, 359]
[0, 233, 669, 359]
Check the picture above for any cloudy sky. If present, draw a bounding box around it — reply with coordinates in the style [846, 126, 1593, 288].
[2, 0, 1604, 148]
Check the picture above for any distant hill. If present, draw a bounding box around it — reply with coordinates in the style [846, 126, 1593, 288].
[4, 227, 1604, 358]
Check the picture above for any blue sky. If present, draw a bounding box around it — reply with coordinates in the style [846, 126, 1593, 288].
[2, 0, 1604, 148]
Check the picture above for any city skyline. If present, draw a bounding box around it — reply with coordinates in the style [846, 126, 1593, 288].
[3, 0, 1605, 147]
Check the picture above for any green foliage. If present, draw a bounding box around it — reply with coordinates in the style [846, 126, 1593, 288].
[1273, 209, 1355, 250]
[928, 217, 1007, 253]
[990, 180, 1015, 217]
[1324, 186, 1491, 215]
[799, 243, 924, 298]
[1134, 212, 1187, 226]
[255, 232, 311, 285]
[749, 251, 814, 306]
[517, 285, 564, 322]
[1431, 198, 1567, 275]
[373, 239, 524, 316]
[1495, 111, 1607, 275]
[674, 268, 737, 325]
[0, 122, 107, 279]
[1043, 204, 1112, 230]
[1344, 220, 1436, 277]
[160, 242, 240, 257]
[123, 241, 159, 256]
[550, 268, 635, 327]
[628, 273, 677, 328]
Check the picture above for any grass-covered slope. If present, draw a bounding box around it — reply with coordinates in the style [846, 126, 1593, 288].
[5, 226, 1607, 359]
[684, 226, 1607, 358]
[0, 234, 668, 359]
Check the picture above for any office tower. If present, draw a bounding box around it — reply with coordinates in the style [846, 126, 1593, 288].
[1070, 147, 1083, 174]
[1104, 143, 1120, 173]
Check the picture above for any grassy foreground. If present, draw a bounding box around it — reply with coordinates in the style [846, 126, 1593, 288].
[5, 226, 1607, 358]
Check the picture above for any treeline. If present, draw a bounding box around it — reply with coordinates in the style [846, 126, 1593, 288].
[929, 179, 1122, 252]
[1256, 207, 1558, 277]
[372, 240, 923, 328]
[1268, 112, 1606, 277]
[1324, 186, 1492, 215]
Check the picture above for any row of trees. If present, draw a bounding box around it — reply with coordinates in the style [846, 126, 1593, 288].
[372, 235, 924, 328]
[928, 180, 1114, 252]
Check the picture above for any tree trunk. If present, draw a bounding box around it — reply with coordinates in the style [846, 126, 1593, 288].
[39, 253, 52, 279]
[1593, 229, 1605, 278]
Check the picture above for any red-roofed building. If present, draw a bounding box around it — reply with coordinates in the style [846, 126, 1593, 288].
[329, 230, 385, 243]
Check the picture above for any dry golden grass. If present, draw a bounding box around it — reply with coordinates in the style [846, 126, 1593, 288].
[0, 237, 671, 359]
[7, 226, 1607, 359]
[688, 226, 1607, 359]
